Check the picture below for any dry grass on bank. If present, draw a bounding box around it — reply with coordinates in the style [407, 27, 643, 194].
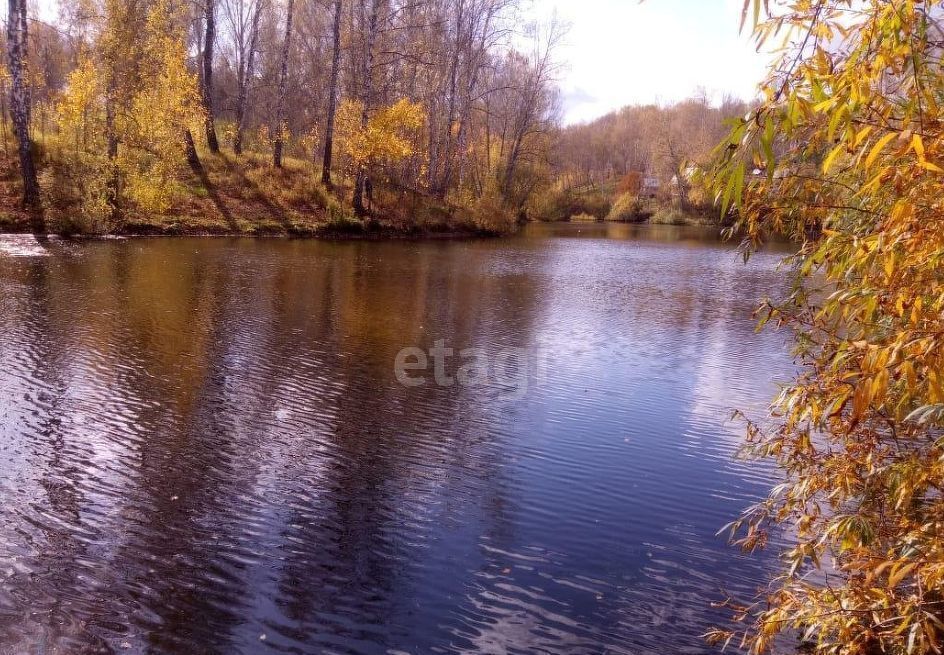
[0, 147, 514, 237]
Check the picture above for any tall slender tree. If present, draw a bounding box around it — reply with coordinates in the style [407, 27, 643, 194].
[500, 19, 562, 201]
[352, 0, 381, 215]
[231, 0, 263, 155]
[202, 0, 220, 152]
[320, 0, 342, 187]
[271, 0, 294, 168]
[430, 0, 465, 199]
[6, 0, 41, 214]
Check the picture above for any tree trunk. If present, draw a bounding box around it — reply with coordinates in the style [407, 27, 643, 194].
[1, 77, 9, 158]
[502, 139, 522, 199]
[453, 4, 496, 196]
[352, 0, 380, 215]
[19, 0, 29, 127]
[272, 0, 295, 168]
[203, 0, 220, 153]
[105, 84, 120, 223]
[6, 0, 41, 215]
[184, 129, 202, 170]
[434, 0, 464, 200]
[233, 0, 262, 155]
[321, 0, 343, 187]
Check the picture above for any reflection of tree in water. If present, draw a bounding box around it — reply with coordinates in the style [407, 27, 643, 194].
[109, 242, 278, 654]
[264, 245, 427, 648]
[0, 241, 267, 653]
[0, 236, 569, 654]
[263, 239, 541, 651]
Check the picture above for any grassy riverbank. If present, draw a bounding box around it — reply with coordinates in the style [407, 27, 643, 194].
[646, 207, 717, 226]
[528, 184, 720, 227]
[0, 151, 511, 238]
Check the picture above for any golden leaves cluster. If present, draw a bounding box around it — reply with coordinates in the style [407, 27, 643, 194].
[336, 98, 425, 171]
[53, 0, 203, 215]
[709, 1, 944, 653]
[120, 1, 203, 211]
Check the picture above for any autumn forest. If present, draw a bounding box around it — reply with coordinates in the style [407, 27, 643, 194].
[0, 0, 748, 236]
[3, 1, 944, 654]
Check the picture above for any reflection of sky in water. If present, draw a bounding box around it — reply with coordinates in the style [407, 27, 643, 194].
[0, 234, 54, 257]
[0, 225, 793, 654]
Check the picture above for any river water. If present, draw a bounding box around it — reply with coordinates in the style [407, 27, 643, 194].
[0, 224, 793, 654]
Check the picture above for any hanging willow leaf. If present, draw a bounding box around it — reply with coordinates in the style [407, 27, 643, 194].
[707, 1, 944, 653]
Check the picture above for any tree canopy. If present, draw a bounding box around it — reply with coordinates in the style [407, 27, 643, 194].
[2, 0, 563, 231]
[709, 1, 944, 653]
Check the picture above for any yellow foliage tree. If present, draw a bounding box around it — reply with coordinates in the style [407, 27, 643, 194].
[52, 55, 111, 227]
[56, 56, 102, 156]
[118, 1, 203, 212]
[336, 97, 425, 175]
[51, 0, 203, 223]
[709, 1, 944, 654]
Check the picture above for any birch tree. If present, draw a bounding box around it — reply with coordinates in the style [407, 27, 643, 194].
[271, 0, 294, 168]
[6, 0, 41, 212]
[320, 0, 341, 187]
[202, 0, 220, 152]
[223, 0, 264, 154]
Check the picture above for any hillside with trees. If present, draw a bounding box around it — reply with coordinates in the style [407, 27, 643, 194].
[531, 94, 750, 225]
[0, 0, 562, 235]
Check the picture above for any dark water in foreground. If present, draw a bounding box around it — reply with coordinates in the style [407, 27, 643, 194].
[0, 223, 793, 654]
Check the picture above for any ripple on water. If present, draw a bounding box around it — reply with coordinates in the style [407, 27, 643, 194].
[0, 227, 792, 654]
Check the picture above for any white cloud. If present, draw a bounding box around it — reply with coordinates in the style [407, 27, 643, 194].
[527, 0, 773, 124]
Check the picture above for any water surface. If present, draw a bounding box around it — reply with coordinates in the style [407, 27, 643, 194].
[0, 224, 793, 654]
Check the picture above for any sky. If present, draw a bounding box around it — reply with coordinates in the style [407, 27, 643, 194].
[529, 0, 773, 125]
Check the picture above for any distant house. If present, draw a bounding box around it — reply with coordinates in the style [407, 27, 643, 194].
[641, 175, 660, 198]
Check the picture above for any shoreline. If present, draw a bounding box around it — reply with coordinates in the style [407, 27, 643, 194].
[0, 220, 506, 241]
[0, 151, 516, 241]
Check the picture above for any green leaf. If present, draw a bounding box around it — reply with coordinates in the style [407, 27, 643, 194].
[734, 161, 746, 210]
